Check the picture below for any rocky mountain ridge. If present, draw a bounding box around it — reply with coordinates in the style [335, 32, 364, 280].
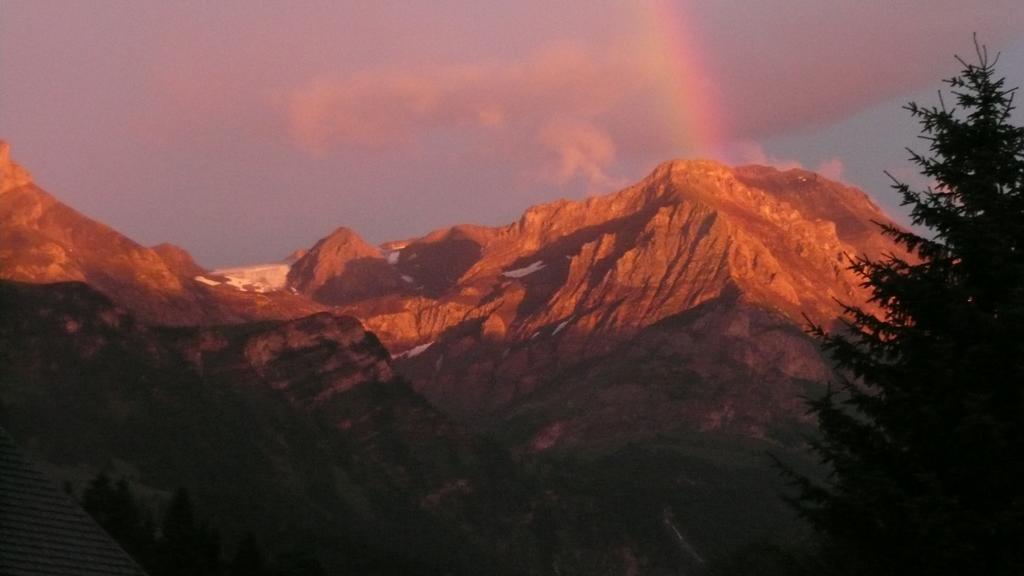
[283, 159, 901, 447]
[0, 140, 862, 572]
[305, 160, 893, 340]
[0, 141, 324, 325]
[1, 138, 901, 450]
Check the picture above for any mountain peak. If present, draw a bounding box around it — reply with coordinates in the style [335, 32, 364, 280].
[151, 243, 207, 278]
[287, 225, 404, 303]
[292, 226, 381, 271]
[641, 158, 769, 204]
[0, 149, 327, 325]
[291, 157, 904, 420]
[649, 157, 732, 178]
[0, 140, 33, 194]
[324, 226, 376, 247]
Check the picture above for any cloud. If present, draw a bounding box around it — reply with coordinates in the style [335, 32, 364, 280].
[279, 4, 1024, 193]
[885, 165, 939, 193]
[689, 0, 1024, 138]
[729, 140, 803, 171]
[537, 119, 622, 189]
[284, 45, 664, 189]
[729, 143, 848, 182]
[815, 158, 845, 181]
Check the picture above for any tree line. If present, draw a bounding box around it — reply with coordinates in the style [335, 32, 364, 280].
[77, 472, 326, 576]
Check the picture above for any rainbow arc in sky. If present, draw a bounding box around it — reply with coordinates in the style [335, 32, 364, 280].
[637, 0, 727, 158]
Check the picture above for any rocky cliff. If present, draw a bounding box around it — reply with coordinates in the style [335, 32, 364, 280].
[288, 159, 900, 448]
[0, 141, 324, 326]
[0, 144, 855, 571]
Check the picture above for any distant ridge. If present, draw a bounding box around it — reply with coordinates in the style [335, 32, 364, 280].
[286, 158, 902, 448]
[0, 141, 324, 325]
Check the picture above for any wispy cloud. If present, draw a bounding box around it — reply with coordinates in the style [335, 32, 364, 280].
[730, 141, 803, 171]
[693, 0, 1024, 138]
[815, 158, 845, 181]
[284, 45, 659, 189]
[537, 119, 623, 189]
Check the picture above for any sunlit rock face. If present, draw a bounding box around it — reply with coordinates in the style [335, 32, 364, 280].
[0, 142, 325, 325]
[192, 311, 394, 405]
[1, 141, 885, 567]
[2, 136, 902, 450]
[290, 160, 902, 448]
[286, 226, 406, 304]
[0, 141, 33, 193]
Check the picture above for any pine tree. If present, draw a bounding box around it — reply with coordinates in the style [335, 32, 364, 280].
[82, 471, 117, 526]
[81, 473, 159, 569]
[158, 487, 222, 576]
[229, 532, 268, 576]
[791, 40, 1024, 575]
[110, 477, 152, 560]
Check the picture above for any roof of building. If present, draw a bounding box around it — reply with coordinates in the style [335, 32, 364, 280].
[0, 428, 147, 576]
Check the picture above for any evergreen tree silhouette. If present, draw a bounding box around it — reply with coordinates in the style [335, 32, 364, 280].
[788, 39, 1024, 576]
[81, 473, 158, 570]
[82, 471, 116, 526]
[158, 487, 221, 576]
[229, 532, 268, 576]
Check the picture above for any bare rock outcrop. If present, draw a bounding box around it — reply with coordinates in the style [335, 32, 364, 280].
[294, 159, 902, 447]
[0, 142, 325, 325]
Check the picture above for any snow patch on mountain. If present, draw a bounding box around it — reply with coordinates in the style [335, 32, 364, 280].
[502, 260, 546, 278]
[394, 341, 434, 360]
[194, 276, 221, 286]
[552, 317, 572, 336]
[210, 263, 291, 293]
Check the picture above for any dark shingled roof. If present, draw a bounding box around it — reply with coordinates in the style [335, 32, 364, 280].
[0, 428, 148, 576]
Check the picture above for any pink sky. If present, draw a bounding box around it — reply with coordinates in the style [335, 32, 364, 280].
[2, 1, 1023, 266]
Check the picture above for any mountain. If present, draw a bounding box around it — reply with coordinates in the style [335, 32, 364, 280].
[0, 141, 896, 571]
[0, 141, 323, 325]
[288, 159, 900, 451]
[0, 280, 554, 574]
[287, 226, 407, 303]
[5, 279, 790, 574]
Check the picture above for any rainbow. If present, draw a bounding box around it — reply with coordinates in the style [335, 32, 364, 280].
[635, 0, 726, 158]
